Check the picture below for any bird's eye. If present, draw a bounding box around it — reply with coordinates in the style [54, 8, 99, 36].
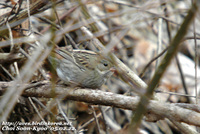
[103, 63, 108, 67]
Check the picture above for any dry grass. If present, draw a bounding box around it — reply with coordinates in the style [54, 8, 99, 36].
[0, 0, 200, 133]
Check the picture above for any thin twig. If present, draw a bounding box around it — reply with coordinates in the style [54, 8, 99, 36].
[57, 99, 77, 134]
[78, 107, 110, 131]
[139, 46, 169, 78]
[91, 105, 101, 134]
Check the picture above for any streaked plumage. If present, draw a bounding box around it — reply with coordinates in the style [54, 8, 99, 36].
[48, 48, 114, 88]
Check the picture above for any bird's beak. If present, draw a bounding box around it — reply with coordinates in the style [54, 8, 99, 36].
[110, 67, 116, 73]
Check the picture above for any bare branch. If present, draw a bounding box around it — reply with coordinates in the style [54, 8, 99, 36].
[0, 81, 199, 127]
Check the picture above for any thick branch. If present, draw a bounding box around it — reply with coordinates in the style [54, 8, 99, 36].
[0, 81, 200, 127]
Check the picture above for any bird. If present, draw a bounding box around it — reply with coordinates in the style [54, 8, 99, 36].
[48, 48, 114, 88]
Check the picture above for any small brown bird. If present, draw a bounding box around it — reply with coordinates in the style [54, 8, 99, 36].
[48, 48, 114, 88]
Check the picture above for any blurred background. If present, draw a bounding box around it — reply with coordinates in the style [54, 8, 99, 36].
[0, 0, 200, 133]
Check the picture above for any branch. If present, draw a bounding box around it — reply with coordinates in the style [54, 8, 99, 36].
[0, 81, 200, 127]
